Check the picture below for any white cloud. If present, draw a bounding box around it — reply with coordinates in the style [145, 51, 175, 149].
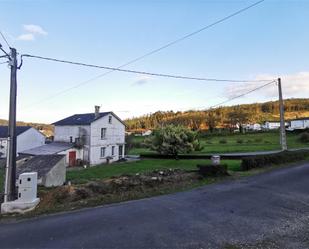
[225, 72, 309, 99]
[23, 24, 48, 35]
[132, 76, 152, 86]
[17, 33, 35, 41]
[16, 24, 47, 42]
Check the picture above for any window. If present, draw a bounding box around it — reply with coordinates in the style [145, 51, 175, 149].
[70, 136, 73, 143]
[101, 128, 107, 139]
[108, 116, 112, 124]
[111, 146, 115, 156]
[100, 147, 106, 158]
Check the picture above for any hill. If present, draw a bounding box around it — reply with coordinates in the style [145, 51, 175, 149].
[0, 119, 53, 137]
[125, 98, 309, 131]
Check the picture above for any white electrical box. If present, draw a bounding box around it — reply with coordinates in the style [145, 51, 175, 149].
[17, 172, 38, 202]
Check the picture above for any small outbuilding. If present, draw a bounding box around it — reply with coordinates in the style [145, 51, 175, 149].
[17, 155, 66, 187]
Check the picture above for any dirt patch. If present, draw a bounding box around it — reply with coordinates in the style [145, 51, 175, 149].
[36, 169, 201, 213]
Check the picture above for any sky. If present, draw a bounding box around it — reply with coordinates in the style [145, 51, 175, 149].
[0, 0, 308, 124]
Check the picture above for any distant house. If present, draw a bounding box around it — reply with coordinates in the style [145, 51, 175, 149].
[263, 121, 288, 130]
[245, 123, 262, 131]
[23, 107, 126, 166]
[142, 130, 152, 136]
[288, 117, 309, 131]
[0, 126, 45, 158]
[17, 155, 66, 187]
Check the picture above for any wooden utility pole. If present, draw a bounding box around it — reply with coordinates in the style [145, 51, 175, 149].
[4, 48, 18, 202]
[278, 78, 287, 151]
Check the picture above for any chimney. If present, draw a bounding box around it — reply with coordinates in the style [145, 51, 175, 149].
[94, 105, 100, 119]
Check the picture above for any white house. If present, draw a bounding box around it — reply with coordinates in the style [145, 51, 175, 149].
[0, 126, 45, 158]
[288, 117, 309, 131]
[244, 123, 262, 131]
[52, 106, 125, 166]
[263, 121, 288, 130]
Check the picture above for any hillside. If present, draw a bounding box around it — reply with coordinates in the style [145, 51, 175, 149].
[0, 119, 54, 137]
[125, 98, 309, 131]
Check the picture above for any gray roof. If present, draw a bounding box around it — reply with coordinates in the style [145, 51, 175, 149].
[52, 111, 126, 126]
[17, 155, 65, 179]
[53, 112, 111, 126]
[0, 126, 32, 138]
[20, 142, 74, 155]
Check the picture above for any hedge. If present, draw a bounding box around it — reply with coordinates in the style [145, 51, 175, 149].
[241, 150, 309, 171]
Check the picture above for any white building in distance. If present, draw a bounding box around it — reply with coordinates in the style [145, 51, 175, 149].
[0, 126, 45, 158]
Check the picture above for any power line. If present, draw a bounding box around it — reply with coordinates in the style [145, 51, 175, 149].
[209, 80, 277, 109]
[22, 0, 266, 105]
[22, 54, 273, 83]
[0, 30, 11, 48]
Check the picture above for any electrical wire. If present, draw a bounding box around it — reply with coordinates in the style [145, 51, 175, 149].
[22, 54, 273, 83]
[209, 80, 277, 109]
[0, 30, 11, 48]
[21, 0, 266, 106]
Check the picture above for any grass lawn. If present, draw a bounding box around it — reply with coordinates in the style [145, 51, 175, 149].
[129, 131, 309, 155]
[67, 159, 241, 184]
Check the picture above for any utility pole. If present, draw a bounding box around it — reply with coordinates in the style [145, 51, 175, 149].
[4, 48, 18, 202]
[278, 78, 287, 151]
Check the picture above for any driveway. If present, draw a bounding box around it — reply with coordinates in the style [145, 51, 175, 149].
[1, 162, 309, 248]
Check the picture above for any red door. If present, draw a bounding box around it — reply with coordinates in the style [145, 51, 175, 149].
[69, 151, 76, 167]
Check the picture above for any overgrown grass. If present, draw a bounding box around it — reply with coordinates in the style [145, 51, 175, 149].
[128, 131, 309, 155]
[67, 159, 241, 184]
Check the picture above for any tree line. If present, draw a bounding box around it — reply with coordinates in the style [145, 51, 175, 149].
[125, 98, 309, 131]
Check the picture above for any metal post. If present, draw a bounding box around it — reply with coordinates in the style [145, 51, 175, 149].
[4, 48, 18, 202]
[278, 78, 287, 151]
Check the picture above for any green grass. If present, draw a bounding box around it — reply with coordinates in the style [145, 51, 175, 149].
[67, 159, 241, 184]
[128, 131, 309, 155]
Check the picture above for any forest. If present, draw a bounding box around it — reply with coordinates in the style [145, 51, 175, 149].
[125, 98, 309, 132]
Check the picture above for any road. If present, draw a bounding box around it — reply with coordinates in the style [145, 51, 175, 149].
[1, 162, 309, 248]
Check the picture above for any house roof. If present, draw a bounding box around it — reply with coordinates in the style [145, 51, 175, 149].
[17, 155, 65, 179]
[52, 111, 126, 126]
[20, 142, 74, 156]
[0, 126, 32, 138]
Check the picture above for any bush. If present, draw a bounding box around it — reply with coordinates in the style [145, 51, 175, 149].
[197, 164, 229, 177]
[241, 150, 309, 171]
[300, 132, 309, 143]
[145, 125, 203, 157]
[219, 139, 227, 144]
[236, 139, 243, 144]
[246, 139, 252, 144]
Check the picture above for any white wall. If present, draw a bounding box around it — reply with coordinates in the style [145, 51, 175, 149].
[0, 139, 7, 158]
[89, 114, 125, 165]
[291, 119, 309, 129]
[54, 125, 90, 145]
[17, 128, 45, 156]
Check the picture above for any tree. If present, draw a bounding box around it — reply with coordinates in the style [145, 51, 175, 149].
[146, 125, 202, 157]
[205, 111, 218, 133]
[226, 109, 250, 133]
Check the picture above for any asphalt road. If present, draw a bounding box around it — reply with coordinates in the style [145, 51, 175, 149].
[1, 162, 309, 249]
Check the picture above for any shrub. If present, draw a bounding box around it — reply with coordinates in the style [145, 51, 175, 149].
[264, 140, 271, 144]
[145, 125, 203, 157]
[300, 132, 309, 143]
[197, 164, 229, 177]
[219, 139, 227, 144]
[241, 150, 309, 171]
[246, 139, 252, 144]
[236, 139, 243, 144]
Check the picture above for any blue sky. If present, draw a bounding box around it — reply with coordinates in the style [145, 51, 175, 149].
[0, 0, 308, 123]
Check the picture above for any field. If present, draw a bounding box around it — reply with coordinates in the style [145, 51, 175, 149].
[67, 159, 241, 184]
[129, 131, 309, 155]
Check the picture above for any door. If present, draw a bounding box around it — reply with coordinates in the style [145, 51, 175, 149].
[118, 145, 123, 159]
[69, 151, 76, 167]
